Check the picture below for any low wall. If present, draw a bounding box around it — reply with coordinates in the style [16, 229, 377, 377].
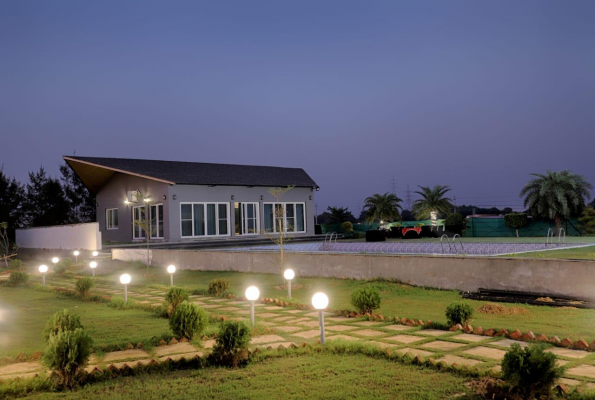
[16, 222, 102, 251]
[112, 249, 595, 301]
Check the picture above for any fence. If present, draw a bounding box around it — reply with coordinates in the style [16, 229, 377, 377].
[16, 222, 102, 250]
[465, 217, 581, 237]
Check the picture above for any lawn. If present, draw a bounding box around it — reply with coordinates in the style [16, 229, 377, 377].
[0, 287, 171, 358]
[503, 244, 595, 260]
[22, 353, 472, 399]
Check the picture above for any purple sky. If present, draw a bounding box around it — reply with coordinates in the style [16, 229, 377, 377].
[1, 1, 594, 213]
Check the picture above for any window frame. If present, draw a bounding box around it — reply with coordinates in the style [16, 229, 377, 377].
[150, 203, 164, 239]
[240, 202, 260, 235]
[105, 208, 119, 230]
[263, 202, 306, 233]
[132, 205, 146, 239]
[179, 202, 231, 238]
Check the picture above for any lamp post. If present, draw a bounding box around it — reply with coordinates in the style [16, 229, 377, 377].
[52, 257, 59, 266]
[284, 268, 295, 298]
[73, 250, 79, 263]
[89, 261, 97, 277]
[120, 274, 131, 304]
[312, 292, 329, 344]
[39, 265, 48, 286]
[245, 286, 260, 327]
[167, 265, 176, 286]
[92, 251, 98, 258]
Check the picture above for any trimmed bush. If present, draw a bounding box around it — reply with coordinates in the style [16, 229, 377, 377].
[501, 343, 563, 397]
[340, 221, 354, 234]
[504, 213, 529, 237]
[43, 328, 93, 389]
[53, 259, 71, 275]
[43, 309, 84, 341]
[445, 301, 474, 326]
[8, 271, 29, 286]
[165, 287, 189, 317]
[444, 213, 464, 228]
[8, 259, 22, 270]
[208, 279, 230, 296]
[210, 320, 252, 367]
[169, 301, 208, 339]
[75, 277, 94, 299]
[351, 287, 381, 314]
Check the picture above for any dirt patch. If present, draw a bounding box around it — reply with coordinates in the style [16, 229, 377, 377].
[536, 297, 554, 303]
[274, 284, 310, 291]
[476, 303, 529, 316]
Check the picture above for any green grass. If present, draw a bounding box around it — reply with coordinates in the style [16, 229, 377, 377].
[22, 353, 472, 399]
[0, 287, 171, 357]
[504, 244, 595, 260]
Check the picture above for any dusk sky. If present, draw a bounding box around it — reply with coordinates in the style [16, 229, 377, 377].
[1, 1, 594, 213]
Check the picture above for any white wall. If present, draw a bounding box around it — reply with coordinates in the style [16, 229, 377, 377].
[16, 223, 102, 250]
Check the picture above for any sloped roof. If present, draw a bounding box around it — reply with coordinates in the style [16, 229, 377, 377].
[64, 156, 318, 194]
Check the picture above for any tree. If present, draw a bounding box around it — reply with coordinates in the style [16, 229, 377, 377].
[131, 191, 156, 275]
[23, 167, 70, 227]
[579, 206, 595, 235]
[520, 170, 592, 234]
[0, 222, 19, 268]
[0, 167, 26, 240]
[363, 193, 403, 224]
[400, 209, 414, 221]
[504, 213, 529, 237]
[59, 162, 96, 223]
[264, 186, 294, 276]
[412, 185, 453, 220]
[326, 206, 355, 224]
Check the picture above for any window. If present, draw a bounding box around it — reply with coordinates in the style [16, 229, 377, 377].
[263, 202, 306, 233]
[150, 204, 164, 239]
[132, 206, 145, 239]
[180, 202, 230, 238]
[234, 202, 259, 235]
[106, 208, 118, 230]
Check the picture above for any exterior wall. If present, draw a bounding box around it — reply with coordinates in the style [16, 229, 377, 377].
[16, 222, 101, 250]
[167, 185, 315, 242]
[112, 249, 595, 301]
[96, 173, 171, 243]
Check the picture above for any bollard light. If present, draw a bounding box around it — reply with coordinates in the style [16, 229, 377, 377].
[283, 268, 295, 298]
[39, 265, 48, 286]
[52, 257, 59, 265]
[73, 250, 80, 263]
[89, 261, 97, 277]
[312, 292, 329, 344]
[120, 274, 131, 304]
[167, 264, 176, 286]
[92, 251, 98, 257]
[245, 286, 260, 327]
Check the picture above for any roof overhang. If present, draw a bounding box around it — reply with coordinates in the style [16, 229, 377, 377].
[63, 156, 175, 194]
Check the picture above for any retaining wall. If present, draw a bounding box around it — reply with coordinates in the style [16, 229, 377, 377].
[16, 223, 102, 251]
[112, 249, 595, 301]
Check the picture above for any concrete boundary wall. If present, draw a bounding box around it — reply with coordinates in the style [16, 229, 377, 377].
[112, 249, 595, 301]
[16, 223, 102, 251]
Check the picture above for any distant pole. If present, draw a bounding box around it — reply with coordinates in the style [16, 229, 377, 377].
[315, 203, 318, 224]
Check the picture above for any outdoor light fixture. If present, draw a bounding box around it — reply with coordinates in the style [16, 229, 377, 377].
[231, 195, 235, 200]
[73, 250, 80, 263]
[312, 292, 329, 344]
[124, 199, 130, 205]
[89, 261, 97, 277]
[39, 265, 48, 286]
[120, 274, 131, 303]
[52, 257, 59, 265]
[260, 195, 264, 200]
[163, 195, 167, 200]
[167, 264, 176, 286]
[245, 286, 260, 327]
[283, 269, 295, 298]
[92, 251, 98, 257]
[173, 195, 177, 200]
[144, 198, 151, 203]
[309, 195, 312, 200]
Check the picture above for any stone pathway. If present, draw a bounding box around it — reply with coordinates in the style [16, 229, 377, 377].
[4, 276, 595, 392]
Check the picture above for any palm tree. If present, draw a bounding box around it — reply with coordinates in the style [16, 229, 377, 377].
[412, 185, 453, 220]
[520, 170, 592, 234]
[363, 193, 403, 224]
[327, 206, 352, 224]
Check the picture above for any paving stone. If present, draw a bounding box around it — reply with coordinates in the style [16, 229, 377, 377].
[566, 364, 595, 379]
[559, 378, 582, 387]
[326, 317, 351, 322]
[292, 330, 324, 339]
[419, 341, 467, 351]
[394, 348, 434, 358]
[350, 329, 387, 337]
[490, 339, 528, 349]
[417, 329, 450, 337]
[215, 307, 241, 312]
[103, 349, 149, 362]
[546, 347, 589, 359]
[209, 299, 230, 302]
[256, 342, 296, 349]
[200, 304, 221, 309]
[154, 343, 199, 357]
[296, 320, 320, 328]
[227, 301, 248, 305]
[272, 316, 296, 322]
[258, 321, 277, 327]
[254, 313, 281, 319]
[557, 359, 569, 367]
[450, 333, 489, 342]
[192, 301, 206, 305]
[203, 339, 216, 349]
[385, 335, 426, 344]
[0, 362, 43, 377]
[368, 341, 399, 349]
[284, 309, 305, 314]
[463, 346, 507, 360]
[327, 335, 360, 342]
[235, 310, 251, 315]
[251, 335, 286, 344]
[436, 355, 483, 367]
[264, 306, 285, 311]
[325, 325, 358, 332]
[304, 311, 332, 317]
[382, 325, 415, 332]
[275, 326, 302, 333]
[353, 321, 384, 327]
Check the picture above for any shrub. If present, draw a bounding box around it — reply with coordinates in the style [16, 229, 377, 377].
[43, 328, 93, 389]
[445, 301, 474, 326]
[579, 206, 595, 235]
[340, 221, 354, 234]
[501, 343, 563, 397]
[43, 309, 83, 341]
[352, 232, 365, 239]
[351, 287, 381, 314]
[504, 213, 529, 237]
[208, 279, 230, 296]
[8, 259, 22, 270]
[108, 296, 137, 310]
[210, 320, 252, 367]
[169, 301, 208, 339]
[445, 213, 464, 227]
[75, 277, 94, 299]
[8, 271, 29, 286]
[165, 287, 189, 317]
[53, 259, 69, 275]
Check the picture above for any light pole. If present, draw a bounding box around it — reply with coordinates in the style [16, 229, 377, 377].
[92, 251, 98, 258]
[167, 265, 176, 286]
[312, 292, 329, 344]
[39, 265, 48, 286]
[245, 286, 260, 327]
[73, 250, 79, 263]
[120, 274, 131, 304]
[89, 261, 97, 277]
[51, 257, 59, 267]
[284, 268, 295, 298]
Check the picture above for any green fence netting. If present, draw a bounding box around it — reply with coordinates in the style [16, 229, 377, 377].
[465, 217, 581, 237]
